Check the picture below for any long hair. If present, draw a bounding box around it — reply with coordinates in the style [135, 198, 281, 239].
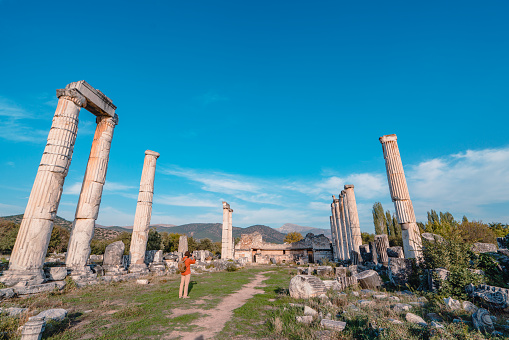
[184, 251, 191, 257]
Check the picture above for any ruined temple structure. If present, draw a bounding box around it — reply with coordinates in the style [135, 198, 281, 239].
[221, 202, 234, 259]
[329, 185, 363, 263]
[379, 134, 422, 259]
[1, 81, 117, 286]
[129, 150, 160, 274]
[234, 232, 333, 264]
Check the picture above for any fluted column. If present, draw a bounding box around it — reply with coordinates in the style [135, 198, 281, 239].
[66, 114, 118, 274]
[374, 234, 389, 264]
[129, 150, 160, 273]
[221, 202, 230, 259]
[339, 193, 351, 260]
[329, 201, 339, 260]
[1, 90, 85, 286]
[332, 196, 344, 260]
[228, 208, 234, 258]
[344, 185, 363, 260]
[379, 134, 422, 259]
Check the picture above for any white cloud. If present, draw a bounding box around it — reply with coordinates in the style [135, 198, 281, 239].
[63, 181, 136, 196]
[155, 194, 218, 208]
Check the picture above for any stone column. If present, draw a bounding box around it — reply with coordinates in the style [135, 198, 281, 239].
[221, 202, 230, 259]
[0, 90, 85, 286]
[334, 197, 346, 260]
[332, 196, 344, 260]
[228, 208, 234, 258]
[344, 185, 363, 262]
[66, 114, 118, 276]
[129, 150, 160, 273]
[340, 191, 353, 260]
[329, 204, 339, 261]
[379, 134, 422, 259]
[178, 235, 188, 253]
[374, 234, 390, 265]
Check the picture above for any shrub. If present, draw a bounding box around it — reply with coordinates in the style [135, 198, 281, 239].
[226, 262, 238, 272]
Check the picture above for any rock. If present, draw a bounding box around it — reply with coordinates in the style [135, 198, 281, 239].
[288, 303, 304, 308]
[320, 319, 346, 331]
[36, 308, 68, 322]
[304, 306, 318, 316]
[471, 243, 498, 253]
[427, 313, 442, 322]
[405, 313, 427, 326]
[13, 281, 65, 295]
[393, 303, 412, 312]
[289, 275, 327, 299]
[472, 308, 494, 333]
[353, 270, 382, 289]
[44, 267, 68, 281]
[388, 258, 414, 286]
[428, 268, 450, 291]
[336, 276, 358, 291]
[388, 318, 403, 324]
[21, 316, 45, 339]
[462, 301, 478, 314]
[335, 267, 348, 277]
[388, 296, 400, 302]
[358, 299, 374, 307]
[444, 297, 461, 310]
[351, 291, 360, 297]
[0, 288, 15, 299]
[373, 294, 387, 299]
[314, 266, 333, 277]
[421, 233, 445, 243]
[103, 241, 126, 274]
[296, 315, 313, 324]
[323, 280, 341, 291]
[430, 321, 444, 328]
[466, 283, 509, 310]
[361, 289, 376, 295]
[346, 304, 359, 312]
[136, 279, 149, 285]
[387, 246, 404, 258]
[0, 307, 27, 317]
[297, 267, 310, 275]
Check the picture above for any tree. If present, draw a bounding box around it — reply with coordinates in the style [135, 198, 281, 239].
[146, 228, 162, 251]
[188, 236, 197, 252]
[161, 232, 182, 252]
[196, 238, 221, 254]
[372, 202, 386, 235]
[284, 232, 303, 243]
[0, 221, 19, 254]
[361, 232, 374, 244]
[47, 225, 70, 254]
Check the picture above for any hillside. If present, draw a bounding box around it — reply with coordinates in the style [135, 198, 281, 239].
[1, 214, 120, 241]
[275, 223, 331, 238]
[233, 225, 286, 244]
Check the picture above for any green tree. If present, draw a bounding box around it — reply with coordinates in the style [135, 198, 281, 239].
[361, 232, 374, 244]
[284, 232, 303, 243]
[188, 236, 197, 252]
[161, 232, 182, 252]
[47, 225, 70, 254]
[372, 202, 386, 235]
[146, 228, 162, 251]
[0, 221, 19, 254]
[115, 231, 132, 255]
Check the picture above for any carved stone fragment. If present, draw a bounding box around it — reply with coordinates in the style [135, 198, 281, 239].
[289, 275, 327, 299]
[388, 258, 414, 286]
[472, 308, 494, 333]
[466, 284, 509, 310]
[354, 270, 381, 289]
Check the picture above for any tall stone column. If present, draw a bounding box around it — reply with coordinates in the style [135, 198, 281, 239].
[221, 202, 231, 259]
[66, 114, 118, 275]
[340, 191, 353, 260]
[228, 208, 234, 258]
[374, 234, 389, 265]
[0, 90, 85, 286]
[129, 150, 160, 273]
[344, 185, 363, 261]
[329, 202, 339, 260]
[332, 196, 345, 260]
[379, 134, 422, 259]
[334, 197, 347, 260]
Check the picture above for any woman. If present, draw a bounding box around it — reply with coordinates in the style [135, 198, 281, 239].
[179, 251, 196, 298]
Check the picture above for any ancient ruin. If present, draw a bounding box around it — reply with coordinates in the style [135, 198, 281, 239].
[1, 81, 117, 286]
[178, 235, 188, 253]
[374, 234, 390, 265]
[221, 201, 234, 259]
[344, 185, 362, 262]
[379, 134, 423, 259]
[129, 150, 160, 274]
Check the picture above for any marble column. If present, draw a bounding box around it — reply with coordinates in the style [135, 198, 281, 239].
[221, 202, 231, 259]
[379, 134, 422, 259]
[228, 208, 234, 258]
[329, 203, 339, 260]
[129, 150, 160, 273]
[334, 197, 347, 260]
[344, 185, 363, 262]
[0, 90, 85, 286]
[340, 191, 353, 260]
[332, 196, 344, 260]
[66, 114, 118, 275]
[374, 234, 390, 265]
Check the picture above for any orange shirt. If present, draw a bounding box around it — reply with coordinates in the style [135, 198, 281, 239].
[181, 256, 196, 275]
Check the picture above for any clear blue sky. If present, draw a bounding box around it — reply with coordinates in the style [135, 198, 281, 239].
[1, 1, 508, 232]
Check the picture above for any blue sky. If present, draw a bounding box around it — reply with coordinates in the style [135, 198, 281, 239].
[0, 1, 508, 232]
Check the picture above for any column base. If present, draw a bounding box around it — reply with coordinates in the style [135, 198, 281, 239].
[129, 264, 149, 274]
[103, 265, 127, 276]
[149, 262, 166, 273]
[0, 268, 46, 287]
[67, 266, 97, 281]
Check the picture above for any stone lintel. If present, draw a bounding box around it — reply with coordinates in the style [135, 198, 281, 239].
[379, 134, 397, 143]
[344, 184, 354, 189]
[145, 150, 160, 158]
[61, 80, 116, 117]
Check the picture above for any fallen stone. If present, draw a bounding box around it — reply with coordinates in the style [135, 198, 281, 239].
[304, 306, 318, 316]
[472, 308, 494, 333]
[388, 318, 404, 324]
[409, 302, 425, 307]
[360, 289, 376, 295]
[421, 233, 445, 243]
[351, 291, 360, 297]
[0, 307, 27, 317]
[288, 303, 304, 308]
[373, 294, 387, 299]
[405, 313, 427, 326]
[320, 319, 346, 331]
[393, 303, 412, 312]
[44, 267, 68, 281]
[427, 313, 442, 322]
[289, 275, 327, 299]
[471, 243, 498, 253]
[13, 281, 65, 295]
[387, 246, 404, 258]
[0, 288, 15, 299]
[388, 258, 414, 286]
[358, 299, 374, 307]
[444, 297, 461, 310]
[346, 304, 359, 311]
[314, 266, 334, 277]
[354, 270, 381, 289]
[36, 308, 68, 322]
[296, 315, 313, 324]
[430, 321, 444, 329]
[136, 279, 149, 285]
[462, 301, 478, 314]
[466, 283, 509, 310]
[388, 296, 400, 302]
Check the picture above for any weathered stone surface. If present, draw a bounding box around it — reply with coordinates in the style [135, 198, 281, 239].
[388, 258, 414, 286]
[373, 294, 387, 299]
[405, 313, 427, 326]
[430, 321, 444, 329]
[344, 185, 363, 260]
[444, 297, 461, 310]
[462, 301, 478, 314]
[354, 270, 381, 289]
[472, 308, 494, 333]
[323, 280, 341, 291]
[393, 303, 412, 312]
[0, 288, 15, 299]
[0, 307, 27, 317]
[136, 279, 149, 285]
[178, 235, 188, 254]
[336, 276, 358, 291]
[388, 296, 400, 302]
[296, 315, 313, 324]
[304, 306, 318, 316]
[387, 246, 404, 258]
[320, 319, 346, 331]
[374, 234, 389, 264]
[89, 254, 103, 263]
[104, 241, 124, 267]
[471, 243, 497, 253]
[21, 316, 45, 340]
[421, 233, 445, 244]
[314, 266, 333, 277]
[289, 275, 327, 299]
[466, 283, 509, 309]
[221, 202, 233, 259]
[388, 318, 403, 324]
[427, 313, 442, 321]
[358, 299, 374, 307]
[44, 267, 68, 281]
[297, 267, 310, 275]
[36, 308, 68, 322]
[14, 281, 65, 295]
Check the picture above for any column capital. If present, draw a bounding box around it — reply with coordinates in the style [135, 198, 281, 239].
[379, 134, 397, 143]
[229, 208, 233, 213]
[222, 201, 230, 209]
[145, 150, 160, 158]
[344, 184, 354, 190]
[56, 88, 87, 107]
[97, 113, 119, 127]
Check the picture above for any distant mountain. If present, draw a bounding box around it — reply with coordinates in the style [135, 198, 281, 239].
[276, 223, 331, 238]
[1, 214, 120, 241]
[233, 225, 286, 244]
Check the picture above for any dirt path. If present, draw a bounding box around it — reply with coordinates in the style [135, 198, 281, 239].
[164, 271, 272, 340]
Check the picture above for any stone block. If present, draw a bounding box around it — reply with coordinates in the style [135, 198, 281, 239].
[472, 308, 494, 333]
[36, 308, 68, 322]
[335, 267, 348, 277]
[405, 313, 427, 326]
[296, 315, 313, 324]
[44, 267, 68, 281]
[314, 266, 333, 277]
[0, 307, 27, 317]
[320, 319, 346, 331]
[421, 233, 445, 244]
[393, 303, 412, 312]
[289, 275, 327, 299]
[466, 283, 509, 310]
[388, 258, 414, 286]
[462, 301, 478, 314]
[304, 306, 318, 316]
[136, 279, 149, 285]
[471, 243, 498, 253]
[0, 288, 15, 299]
[444, 297, 461, 310]
[387, 246, 404, 258]
[353, 270, 381, 289]
[104, 241, 125, 266]
[21, 316, 45, 340]
[13, 281, 65, 295]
